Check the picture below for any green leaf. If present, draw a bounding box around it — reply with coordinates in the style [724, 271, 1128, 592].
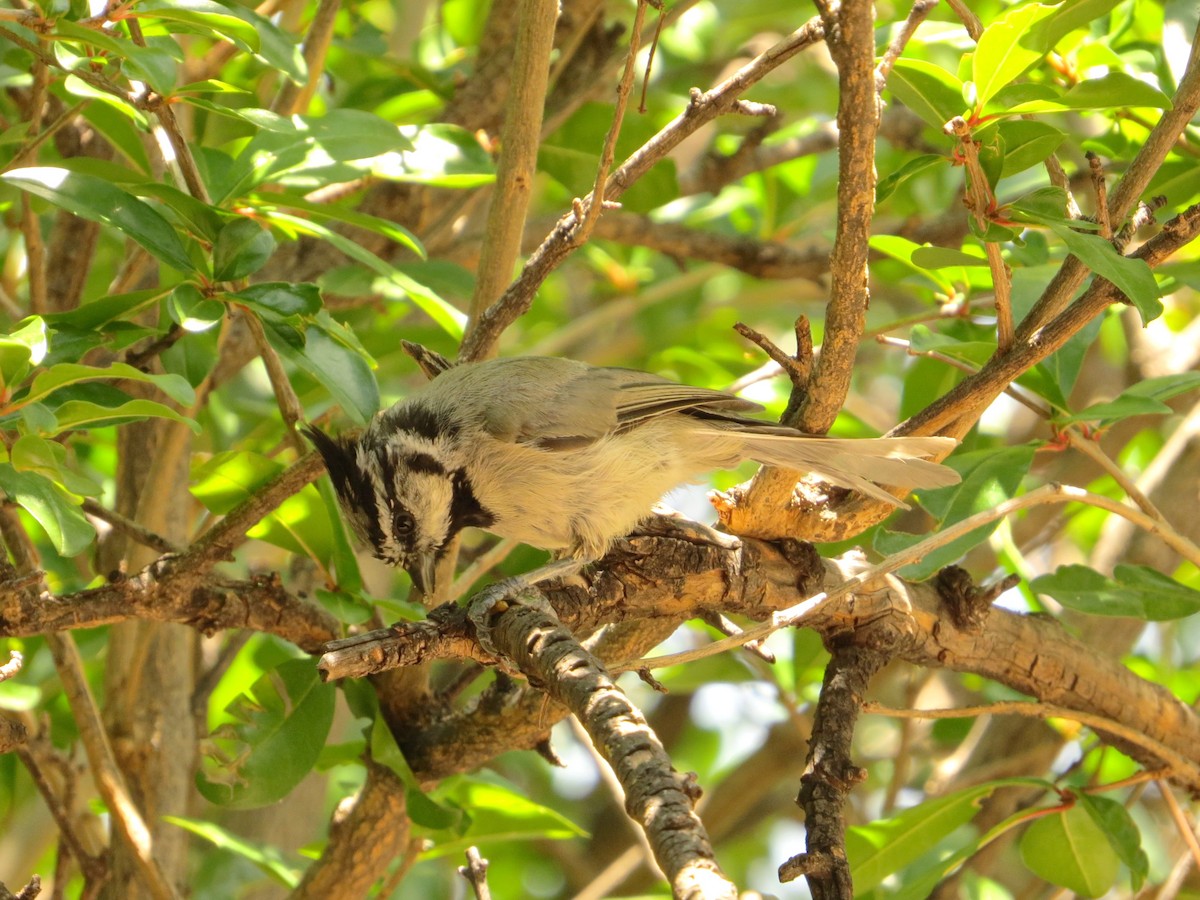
[265, 319, 379, 425]
[135, 183, 227, 243]
[910, 246, 989, 270]
[256, 210, 465, 338]
[1047, 224, 1161, 322]
[885, 59, 966, 129]
[128, 0, 261, 52]
[134, 0, 304, 82]
[10, 435, 102, 496]
[197, 658, 335, 809]
[1078, 794, 1148, 891]
[848, 779, 1046, 891]
[1006, 72, 1172, 115]
[876, 154, 948, 203]
[251, 191, 425, 258]
[875, 445, 1036, 580]
[225, 110, 408, 198]
[25, 362, 196, 407]
[191, 451, 285, 515]
[49, 399, 200, 435]
[1030, 564, 1200, 620]
[2, 167, 196, 273]
[0, 317, 48, 390]
[368, 714, 465, 831]
[0, 465, 95, 556]
[213, 217, 276, 282]
[1007, 185, 1080, 227]
[165, 817, 300, 888]
[371, 123, 496, 187]
[228, 283, 323, 319]
[314, 589, 373, 626]
[1059, 372, 1200, 425]
[1020, 803, 1119, 897]
[973, 3, 1059, 108]
[42, 290, 164, 332]
[997, 120, 1067, 177]
[418, 774, 589, 859]
[167, 283, 225, 333]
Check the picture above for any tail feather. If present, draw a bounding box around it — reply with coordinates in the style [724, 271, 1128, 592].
[711, 432, 960, 507]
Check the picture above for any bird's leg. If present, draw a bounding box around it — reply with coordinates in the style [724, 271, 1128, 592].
[466, 557, 592, 657]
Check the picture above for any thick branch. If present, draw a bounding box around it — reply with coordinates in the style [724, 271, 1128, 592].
[478, 594, 737, 899]
[318, 534, 1200, 789]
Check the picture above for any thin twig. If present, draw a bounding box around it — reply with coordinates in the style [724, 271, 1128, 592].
[272, 0, 340, 114]
[241, 309, 305, 440]
[944, 0, 983, 40]
[464, 0, 560, 346]
[875, 0, 938, 93]
[577, 0, 651, 241]
[1158, 780, 1200, 871]
[458, 16, 827, 361]
[1087, 151, 1112, 238]
[945, 116, 1013, 351]
[457, 846, 493, 900]
[0, 509, 178, 900]
[81, 499, 180, 555]
[864, 701, 1200, 787]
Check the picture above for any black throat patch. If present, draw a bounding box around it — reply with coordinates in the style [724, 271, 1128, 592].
[450, 469, 495, 535]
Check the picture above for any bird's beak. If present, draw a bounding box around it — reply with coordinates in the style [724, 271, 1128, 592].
[405, 552, 438, 596]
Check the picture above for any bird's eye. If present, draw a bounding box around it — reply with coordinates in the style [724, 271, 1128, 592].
[392, 510, 415, 539]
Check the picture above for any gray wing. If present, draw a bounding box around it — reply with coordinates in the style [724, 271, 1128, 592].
[444, 357, 761, 450]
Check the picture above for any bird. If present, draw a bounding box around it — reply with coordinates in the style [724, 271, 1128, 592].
[303, 355, 960, 594]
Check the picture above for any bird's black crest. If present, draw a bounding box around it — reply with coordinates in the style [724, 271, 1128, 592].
[376, 403, 457, 441]
[450, 469, 495, 533]
[303, 424, 386, 551]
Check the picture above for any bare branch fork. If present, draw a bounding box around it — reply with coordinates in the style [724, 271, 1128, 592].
[458, 15, 828, 361]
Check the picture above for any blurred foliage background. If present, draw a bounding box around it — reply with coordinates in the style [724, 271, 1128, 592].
[0, 0, 1199, 897]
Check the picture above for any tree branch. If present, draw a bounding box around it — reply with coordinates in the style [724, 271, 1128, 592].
[457, 16, 827, 361]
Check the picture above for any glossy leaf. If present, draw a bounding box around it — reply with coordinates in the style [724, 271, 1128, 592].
[972, 3, 1059, 108]
[0, 318, 48, 390]
[191, 451, 285, 515]
[0, 465, 95, 556]
[197, 658, 335, 809]
[228, 282, 323, 319]
[848, 779, 1045, 891]
[997, 120, 1067, 177]
[1079, 793, 1148, 891]
[2, 167, 196, 273]
[1048, 224, 1161, 322]
[1059, 372, 1200, 424]
[49, 399, 200, 435]
[1030, 564, 1200, 620]
[1005, 72, 1172, 115]
[875, 445, 1037, 579]
[10, 435, 102, 497]
[885, 59, 965, 129]
[213, 217, 277, 282]
[25, 363, 196, 407]
[256, 211, 466, 338]
[165, 817, 300, 888]
[1020, 803, 1119, 897]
